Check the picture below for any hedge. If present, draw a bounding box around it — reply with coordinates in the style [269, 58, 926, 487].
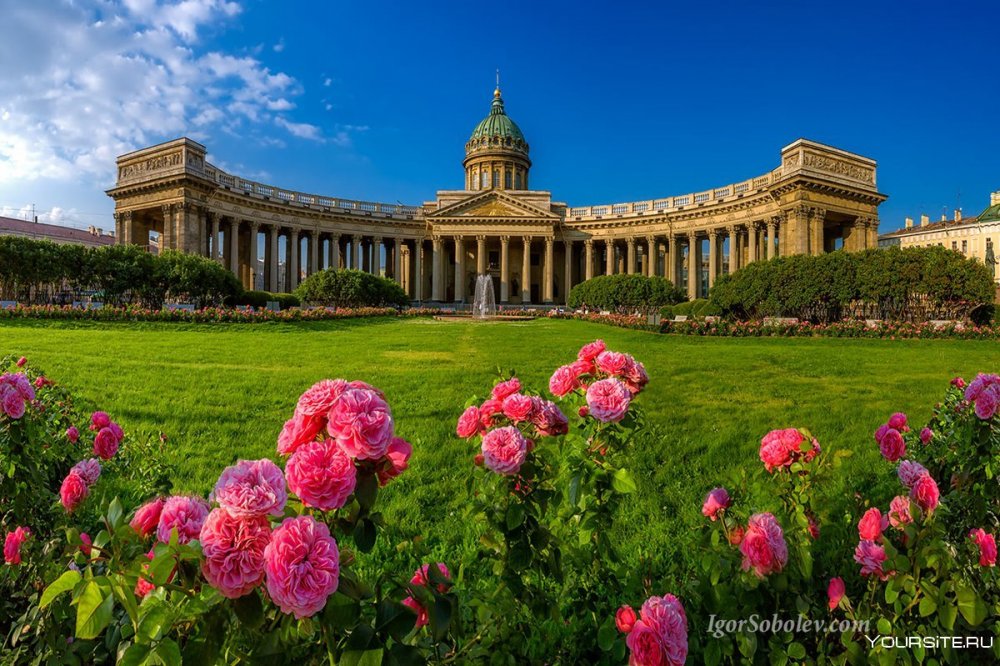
[294, 269, 409, 308]
[0, 237, 242, 308]
[709, 246, 995, 323]
[568, 274, 686, 313]
[226, 290, 301, 309]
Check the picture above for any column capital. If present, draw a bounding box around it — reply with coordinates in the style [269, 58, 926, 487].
[249, 220, 260, 231]
[161, 203, 174, 216]
[584, 238, 593, 247]
[372, 236, 383, 243]
[544, 236, 554, 247]
[810, 207, 827, 221]
[353, 233, 362, 241]
[331, 232, 341, 241]
[452, 234, 463, 242]
[727, 224, 736, 235]
[626, 237, 636, 246]
[476, 234, 487, 242]
[522, 235, 533, 243]
[709, 228, 719, 238]
[499, 235, 510, 243]
[687, 230, 697, 240]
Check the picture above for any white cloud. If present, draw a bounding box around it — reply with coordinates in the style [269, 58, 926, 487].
[273, 38, 285, 53]
[0, 0, 326, 186]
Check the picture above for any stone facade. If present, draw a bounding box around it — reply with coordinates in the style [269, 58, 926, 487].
[106, 90, 887, 303]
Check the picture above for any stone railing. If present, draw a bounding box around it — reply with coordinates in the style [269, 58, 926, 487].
[202, 163, 421, 217]
[567, 167, 785, 220]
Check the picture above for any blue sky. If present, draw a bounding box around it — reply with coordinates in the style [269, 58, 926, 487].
[1, 0, 997, 230]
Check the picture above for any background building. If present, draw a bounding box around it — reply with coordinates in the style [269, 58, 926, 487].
[0, 216, 115, 247]
[879, 191, 1000, 282]
[107, 88, 887, 304]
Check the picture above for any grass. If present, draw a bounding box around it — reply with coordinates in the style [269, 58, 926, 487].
[2, 316, 998, 581]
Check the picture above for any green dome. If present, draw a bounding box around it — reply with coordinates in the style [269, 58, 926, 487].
[978, 203, 1000, 223]
[469, 90, 525, 143]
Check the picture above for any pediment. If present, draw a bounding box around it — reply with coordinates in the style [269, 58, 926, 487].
[428, 190, 559, 220]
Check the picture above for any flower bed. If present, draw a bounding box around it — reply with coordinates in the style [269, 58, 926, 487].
[0, 304, 448, 324]
[662, 317, 1000, 340]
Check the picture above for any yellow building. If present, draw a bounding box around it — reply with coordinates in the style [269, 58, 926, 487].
[879, 191, 1000, 282]
[107, 87, 887, 303]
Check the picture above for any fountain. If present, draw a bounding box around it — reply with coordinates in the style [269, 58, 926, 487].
[471, 274, 497, 319]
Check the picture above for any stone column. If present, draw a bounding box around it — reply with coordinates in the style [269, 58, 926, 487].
[811, 209, 826, 255]
[605, 239, 614, 275]
[765, 220, 776, 259]
[728, 226, 737, 274]
[249, 223, 260, 290]
[161, 204, 174, 251]
[373, 237, 384, 276]
[500, 236, 510, 303]
[666, 234, 675, 284]
[584, 240, 594, 281]
[288, 228, 299, 290]
[521, 236, 532, 303]
[330, 234, 340, 270]
[228, 219, 240, 276]
[626, 238, 636, 274]
[866, 218, 878, 249]
[708, 229, 719, 289]
[351, 235, 361, 270]
[267, 226, 279, 292]
[414, 241, 424, 301]
[563, 240, 573, 305]
[394, 238, 403, 283]
[431, 238, 443, 301]
[210, 213, 221, 263]
[543, 237, 554, 303]
[646, 237, 656, 277]
[309, 231, 319, 276]
[687, 232, 698, 299]
[453, 236, 464, 303]
[748, 223, 758, 263]
[476, 236, 487, 275]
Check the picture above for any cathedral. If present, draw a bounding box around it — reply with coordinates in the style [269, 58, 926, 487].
[107, 86, 886, 303]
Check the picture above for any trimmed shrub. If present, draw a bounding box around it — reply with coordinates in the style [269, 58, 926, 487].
[294, 269, 408, 308]
[568, 274, 686, 313]
[228, 290, 301, 309]
[710, 246, 995, 323]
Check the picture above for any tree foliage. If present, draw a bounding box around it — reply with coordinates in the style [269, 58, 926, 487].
[568, 274, 686, 313]
[295, 269, 408, 308]
[710, 246, 995, 323]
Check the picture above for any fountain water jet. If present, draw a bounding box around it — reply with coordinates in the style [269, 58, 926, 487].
[472, 274, 497, 319]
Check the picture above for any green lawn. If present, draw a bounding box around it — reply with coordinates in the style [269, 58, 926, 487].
[2, 317, 997, 580]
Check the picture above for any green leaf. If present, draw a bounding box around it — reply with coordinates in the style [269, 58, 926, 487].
[428, 596, 453, 642]
[354, 518, 376, 553]
[355, 471, 378, 512]
[918, 595, 937, 617]
[137, 599, 172, 642]
[505, 502, 525, 530]
[107, 497, 124, 530]
[40, 570, 81, 608]
[119, 643, 152, 666]
[597, 618, 617, 651]
[956, 585, 988, 626]
[376, 599, 417, 642]
[876, 618, 891, 635]
[233, 591, 264, 629]
[611, 468, 637, 494]
[787, 642, 806, 659]
[75, 580, 115, 640]
[341, 649, 384, 666]
[149, 551, 175, 587]
[324, 593, 362, 630]
[153, 638, 182, 666]
[938, 600, 957, 631]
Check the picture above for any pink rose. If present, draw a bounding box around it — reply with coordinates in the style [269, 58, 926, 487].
[93, 427, 120, 460]
[264, 516, 340, 619]
[377, 437, 412, 486]
[570, 359, 595, 380]
[70, 458, 101, 486]
[919, 427, 933, 444]
[595, 350, 629, 376]
[156, 495, 210, 544]
[951, 376, 966, 389]
[296, 379, 348, 417]
[456, 406, 483, 438]
[625, 621, 665, 666]
[212, 459, 287, 518]
[827, 577, 845, 610]
[402, 595, 429, 628]
[3, 527, 30, 565]
[327, 387, 394, 460]
[90, 411, 111, 431]
[491, 377, 521, 401]
[910, 472, 940, 514]
[701, 488, 731, 521]
[15, 356, 26, 367]
[739, 513, 788, 577]
[965, 374, 1000, 420]
[60, 471, 89, 513]
[759, 432, 792, 472]
[479, 398, 502, 428]
[622, 357, 650, 395]
[410, 562, 451, 592]
[888, 496, 913, 529]
[501, 393, 535, 422]
[854, 540, 889, 579]
[585, 378, 631, 423]
[896, 460, 927, 489]
[1, 388, 25, 419]
[969, 528, 997, 567]
[480, 426, 529, 475]
[548, 365, 579, 397]
[532, 399, 568, 437]
[200, 508, 271, 599]
[577, 339, 606, 362]
[79, 532, 92, 556]
[66, 426, 79, 443]
[887, 412, 908, 431]
[277, 412, 324, 456]
[616, 605, 637, 633]
[131, 497, 165, 537]
[629, 593, 688, 666]
[285, 439, 357, 511]
[858, 508, 887, 541]
[877, 428, 905, 462]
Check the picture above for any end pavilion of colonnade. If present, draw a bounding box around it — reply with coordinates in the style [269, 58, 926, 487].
[106, 88, 887, 305]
